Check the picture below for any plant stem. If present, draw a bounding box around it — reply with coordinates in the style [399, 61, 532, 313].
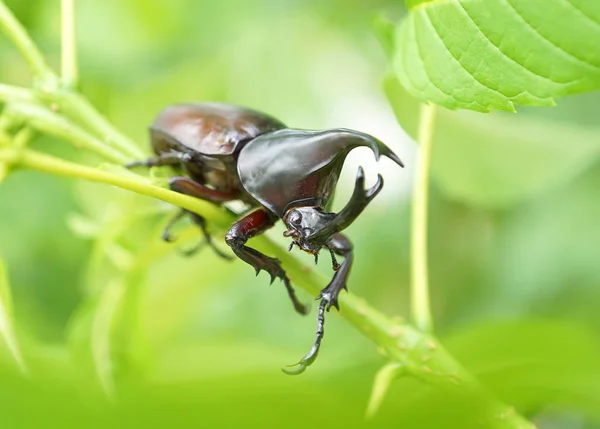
[51, 92, 145, 159]
[0, 83, 35, 103]
[7, 102, 128, 164]
[0, 0, 57, 87]
[0, 1, 142, 160]
[61, 0, 78, 89]
[0, 148, 230, 228]
[411, 103, 436, 333]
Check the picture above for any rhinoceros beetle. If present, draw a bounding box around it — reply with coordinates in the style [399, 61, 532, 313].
[128, 102, 403, 375]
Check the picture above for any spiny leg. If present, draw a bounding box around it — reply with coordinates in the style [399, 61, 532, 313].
[183, 212, 233, 260]
[225, 208, 308, 315]
[318, 233, 353, 311]
[165, 176, 236, 259]
[283, 233, 353, 375]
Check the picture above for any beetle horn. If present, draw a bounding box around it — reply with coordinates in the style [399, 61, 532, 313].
[310, 166, 383, 243]
[325, 128, 404, 168]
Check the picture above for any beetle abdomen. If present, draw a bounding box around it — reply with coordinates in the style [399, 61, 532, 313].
[150, 102, 286, 156]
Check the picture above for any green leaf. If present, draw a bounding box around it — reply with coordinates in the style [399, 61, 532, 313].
[384, 74, 600, 207]
[395, 0, 600, 111]
[0, 258, 27, 374]
[372, 13, 396, 60]
[365, 362, 404, 419]
[373, 320, 600, 425]
[445, 320, 600, 418]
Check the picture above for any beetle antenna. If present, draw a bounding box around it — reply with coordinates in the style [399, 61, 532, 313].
[282, 299, 327, 375]
[288, 241, 295, 252]
[314, 253, 319, 265]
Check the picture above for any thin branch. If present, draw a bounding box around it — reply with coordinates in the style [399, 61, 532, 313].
[0, 1, 141, 159]
[0, 148, 230, 228]
[7, 102, 129, 164]
[411, 103, 436, 333]
[61, 0, 78, 89]
[0, 0, 57, 86]
[51, 92, 145, 159]
[0, 83, 35, 103]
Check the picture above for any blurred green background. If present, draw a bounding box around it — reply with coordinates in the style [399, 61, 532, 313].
[1, 1, 600, 428]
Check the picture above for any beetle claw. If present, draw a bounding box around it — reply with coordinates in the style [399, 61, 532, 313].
[282, 299, 327, 376]
[281, 362, 308, 376]
[365, 174, 384, 200]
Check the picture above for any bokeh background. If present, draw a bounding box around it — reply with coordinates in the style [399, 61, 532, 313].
[1, 1, 600, 428]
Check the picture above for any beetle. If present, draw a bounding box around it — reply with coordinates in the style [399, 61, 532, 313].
[128, 102, 403, 374]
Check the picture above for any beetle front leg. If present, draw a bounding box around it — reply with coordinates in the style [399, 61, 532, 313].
[225, 209, 308, 315]
[318, 233, 353, 311]
[283, 233, 352, 375]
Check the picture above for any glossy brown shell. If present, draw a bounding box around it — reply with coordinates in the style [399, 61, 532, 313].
[150, 102, 286, 156]
[237, 128, 403, 217]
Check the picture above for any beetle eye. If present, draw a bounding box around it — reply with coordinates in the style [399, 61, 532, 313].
[289, 211, 302, 226]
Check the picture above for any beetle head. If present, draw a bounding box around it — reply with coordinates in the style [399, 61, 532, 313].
[283, 207, 335, 254]
[282, 166, 385, 255]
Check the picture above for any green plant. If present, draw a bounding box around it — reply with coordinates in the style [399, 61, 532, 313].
[0, 1, 599, 428]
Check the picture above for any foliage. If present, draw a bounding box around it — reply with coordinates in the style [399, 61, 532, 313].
[0, 1, 599, 428]
[394, 0, 600, 112]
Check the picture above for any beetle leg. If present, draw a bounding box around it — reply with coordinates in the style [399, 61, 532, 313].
[317, 233, 353, 311]
[225, 208, 308, 315]
[125, 151, 191, 168]
[183, 212, 233, 260]
[168, 176, 235, 203]
[161, 209, 231, 259]
[163, 177, 236, 259]
[283, 233, 352, 375]
[162, 209, 187, 243]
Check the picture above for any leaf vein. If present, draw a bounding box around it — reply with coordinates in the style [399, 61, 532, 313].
[503, 0, 600, 72]
[456, 0, 574, 87]
[561, 0, 600, 29]
[413, 11, 488, 111]
[422, 8, 513, 107]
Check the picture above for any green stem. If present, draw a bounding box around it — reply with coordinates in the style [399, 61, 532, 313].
[0, 0, 141, 160]
[0, 148, 230, 228]
[61, 0, 78, 89]
[411, 103, 436, 333]
[7, 102, 128, 164]
[0, 83, 35, 103]
[51, 92, 145, 159]
[0, 0, 57, 87]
